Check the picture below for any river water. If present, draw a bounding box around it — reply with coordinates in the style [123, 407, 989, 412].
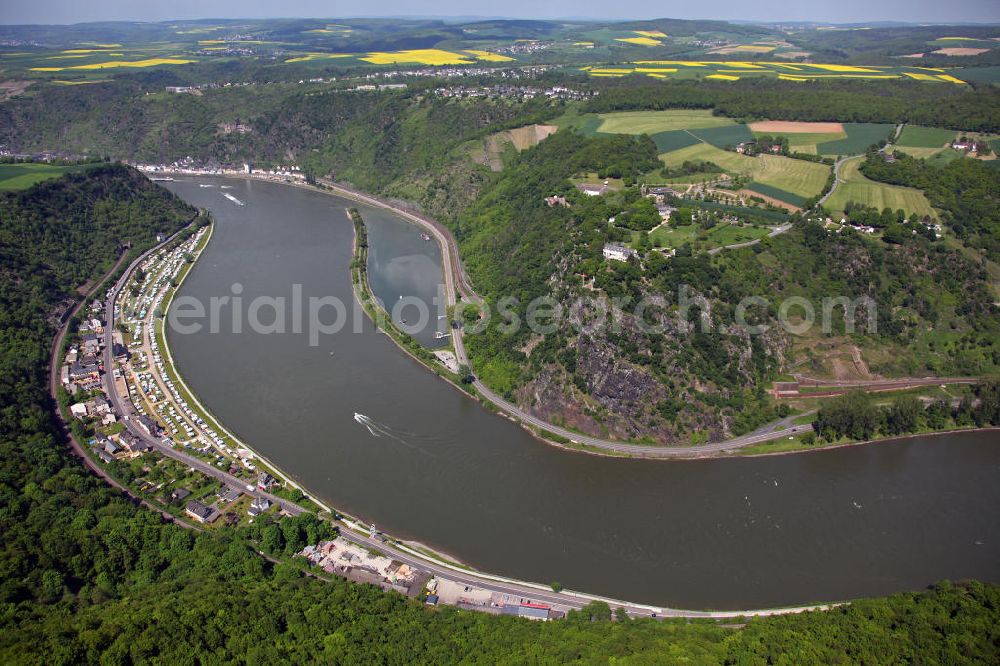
[165, 177, 1000, 610]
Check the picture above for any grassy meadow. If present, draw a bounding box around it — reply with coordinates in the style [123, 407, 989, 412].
[596, 109, 737, 134]
[826, 156, 937, 218]
[897, 125, 957, 148]
[0, 163, 95, 190]
[660, 142, 830, 202]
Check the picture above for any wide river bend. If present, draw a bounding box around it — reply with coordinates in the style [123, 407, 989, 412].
[165, 177, 1000, 610]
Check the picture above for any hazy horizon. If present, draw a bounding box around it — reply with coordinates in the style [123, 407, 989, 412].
[2, 1, 999, 26]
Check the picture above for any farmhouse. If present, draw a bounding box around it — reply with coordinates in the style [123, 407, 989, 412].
[603, 243, 638, 262]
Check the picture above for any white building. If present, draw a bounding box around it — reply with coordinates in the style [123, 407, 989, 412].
[603, 243, 637, 262]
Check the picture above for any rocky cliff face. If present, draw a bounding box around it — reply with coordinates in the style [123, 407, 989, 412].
[512, 288, 790, 444]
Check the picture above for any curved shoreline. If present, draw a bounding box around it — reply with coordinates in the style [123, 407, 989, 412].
[736, 425, 1000, 459]
[157, 222, 338, 516]
[103, 208, 841, 616]
[141, 173, 999, 616]
[183, 171, 989, 462]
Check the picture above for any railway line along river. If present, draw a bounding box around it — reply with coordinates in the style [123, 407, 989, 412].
[164, 176, 1000, 610]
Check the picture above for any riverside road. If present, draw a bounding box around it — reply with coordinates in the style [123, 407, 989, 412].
[87, 205, 832, 620]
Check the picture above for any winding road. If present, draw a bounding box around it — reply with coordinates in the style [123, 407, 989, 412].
[818, 155, 848, 208]
[318, 177, 814, 457]
[707, 221, 792, 255]
[78, 223, 832, 618]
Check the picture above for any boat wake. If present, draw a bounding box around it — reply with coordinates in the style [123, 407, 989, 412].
[353, 413, 435, 456]
[222, 192, 245, 206]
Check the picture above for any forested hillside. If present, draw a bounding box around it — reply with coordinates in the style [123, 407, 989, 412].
[455, 133, 999, 443]
[0, 81, 561, 220]
[0, 174, 996, 662]
[861, 153, 1000, 262]
[1, 112, 999, 666]
[584, 79, 1000, 131]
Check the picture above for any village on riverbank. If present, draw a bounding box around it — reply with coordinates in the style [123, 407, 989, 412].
[52, 208, 601, 622]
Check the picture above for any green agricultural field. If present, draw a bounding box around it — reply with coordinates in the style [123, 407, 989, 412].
[660, 143, 830, 199]
[896, 125, 956, 148]
[596, 109, 736, 134]
[894, 146, 951, 159]
[0, 162, 94, 190]
[660, 142, 757, 172]
[958, 66, 1000, 85]
[745, 181, 807, 207]
[552, 109, 604, 135]
[752, 131, 846, 155]
[817, 123, 897, 156]
[660, 171, 726, 184]
[650, 129, 702, 153]
[927, 37, 997, 48]
[688, 124, 754, 148]
[825, 156, 937, 218]
[754, 154, 830, 197]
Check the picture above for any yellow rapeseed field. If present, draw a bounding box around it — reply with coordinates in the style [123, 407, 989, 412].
[633, 30, 667, 38]
[935, 74, 966, 84]
[904, 72, 941, 81]
[580, 60, 967, 84]
[360, 49, 473, 65]
[463, 50, 514, 62]
[806, 64, 881, 72]
[284, 53, 354, 63]
[32, 58, 196, 72]
[635, 60, 707, 66]
[719, 45, 776, 53]
[615, 37, 661, 46]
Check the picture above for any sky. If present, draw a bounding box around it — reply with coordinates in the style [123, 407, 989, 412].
[1, 0, 999, 25]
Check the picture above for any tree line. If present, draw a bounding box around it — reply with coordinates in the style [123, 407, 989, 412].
[814, 384, 1000, 443]
[584, 78, 1000, 132]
